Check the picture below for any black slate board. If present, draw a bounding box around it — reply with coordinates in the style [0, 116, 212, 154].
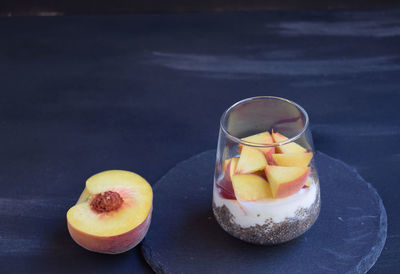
[142, 150, 387, 273]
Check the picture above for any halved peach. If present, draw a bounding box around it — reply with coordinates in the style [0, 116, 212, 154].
[265, 165, 310, 198]
[271, 152, 313, 167]
[67, 170, 153, 254]
[272, 132, 307, 154]
[236, 146, 267, 174]
[240, 131, 275, 163]
[232, 174, 272, 201]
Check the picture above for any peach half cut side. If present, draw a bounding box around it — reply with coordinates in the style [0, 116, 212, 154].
[236, 146, 267, 174]
[232, 174, 272, 201]
[265, 165, 310, 198]
[272, 132, 307, 154]
[271, 152, 313, 167]
[240, 131, 275, 164]
[67, 170, 153, 254]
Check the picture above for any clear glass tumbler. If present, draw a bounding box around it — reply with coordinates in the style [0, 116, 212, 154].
[213, 96, 320, 245]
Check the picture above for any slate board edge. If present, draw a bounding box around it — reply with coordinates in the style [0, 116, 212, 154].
[141, 150, 387, 274]
[141, 150, 215, 274]
[316, 151, 388, 274]
[141, 244, 166, 274]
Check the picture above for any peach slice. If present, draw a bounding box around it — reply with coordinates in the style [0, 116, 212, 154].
[216, 176, 236, 200]
[240, 131, 275, 163]
[225, 157, 239, 181]
[236, 146, 267, 174]
[223, 158, 231, 170]
[252, 169, 267, 180]
[272, 132, 307, 154]
[231, 174, 272, 201]
[271, 152, 313, 167]
[67, 170, 153, 254]
[303, 178, 312, 188]
[216, 157, 239, 200]
[265, 165, 310, 198]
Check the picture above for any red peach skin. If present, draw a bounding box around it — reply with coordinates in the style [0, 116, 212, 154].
[68, 207, 152, 254]
[274, 170, 310, 198]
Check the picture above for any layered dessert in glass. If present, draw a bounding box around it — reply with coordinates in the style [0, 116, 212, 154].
[213, 97, 320, 245]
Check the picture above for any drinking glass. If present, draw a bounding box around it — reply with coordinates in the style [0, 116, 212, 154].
[213, 96, 320, 245]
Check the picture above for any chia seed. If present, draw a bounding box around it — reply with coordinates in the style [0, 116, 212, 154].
[213, 187, 321, 245]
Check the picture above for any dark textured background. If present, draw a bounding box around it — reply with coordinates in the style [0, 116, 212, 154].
[1, 0, 400, 16]
[0, 8, 399, 273]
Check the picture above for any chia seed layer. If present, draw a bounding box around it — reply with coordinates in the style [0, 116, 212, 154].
[212, 188, 320, 245]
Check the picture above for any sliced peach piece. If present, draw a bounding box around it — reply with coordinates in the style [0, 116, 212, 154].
[271, 152, 313, 167]
[223, 158, 231, 170]
[225, 157, 239, 180]
[265, 165, 310, 198]
[303, 178, 312, 188]
[232, 174, 272, 201]
[236, 146, 267, 174]
[67, 170, 153, 254]
[252, 169, 267, 180]
[240, 131, 275, 163]
[216, 157, 239, 200]
[272, 132, 307, 154]
[216, 176, 236, 200]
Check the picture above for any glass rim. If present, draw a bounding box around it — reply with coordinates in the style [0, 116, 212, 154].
[220, 96, 310, 148]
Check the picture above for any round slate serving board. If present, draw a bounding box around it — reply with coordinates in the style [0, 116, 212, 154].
[141, 150, 387, 274]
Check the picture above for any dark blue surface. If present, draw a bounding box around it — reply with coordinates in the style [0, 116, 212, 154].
[0, 8, 399, 273]
[142, 150, 387, 273]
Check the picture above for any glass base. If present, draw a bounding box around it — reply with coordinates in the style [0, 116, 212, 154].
[213, 190, 320, 245]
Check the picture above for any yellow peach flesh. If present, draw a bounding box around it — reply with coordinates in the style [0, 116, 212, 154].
[67, 171, 152, 237]
[66, 170, 153, 254]
[271, 152, 313, 167]
[265, 165, 310, 198]
[272, 132, 307, 154]
[232, 174, 272, 201]
[241, 131, 275, 157]
[226, 157, 239, 179]
[236, 146, 267, 174]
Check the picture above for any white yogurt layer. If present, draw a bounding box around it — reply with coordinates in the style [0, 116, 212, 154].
[213, 177, 318, 228]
